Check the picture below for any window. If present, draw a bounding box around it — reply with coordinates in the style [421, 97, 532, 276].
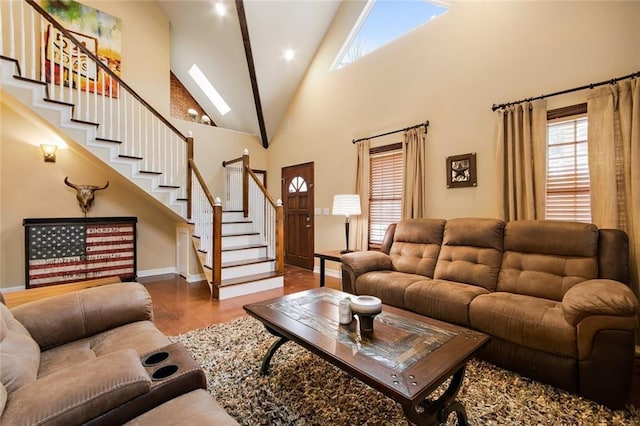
[288, 176, 307, 193]
[332, 0, 448, 70]
[369, 143, 403, 248]
[546, 105, 590, 222]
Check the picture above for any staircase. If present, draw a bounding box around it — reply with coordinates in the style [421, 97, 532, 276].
[0, 0, 283, 299]
[193, 210, 283, 299]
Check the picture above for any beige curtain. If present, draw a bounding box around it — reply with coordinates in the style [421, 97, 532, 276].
[402, 126, 427, 219]
[587, 78, 640, 296]
[495, 99, 547, 221]
[353, 139, 370, 251]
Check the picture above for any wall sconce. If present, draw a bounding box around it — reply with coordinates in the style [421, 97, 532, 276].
[332, 194, 361, 253]
[187, 108, 198, 121]
[201, 115, 211, 125]
[40, 144, 58, 163]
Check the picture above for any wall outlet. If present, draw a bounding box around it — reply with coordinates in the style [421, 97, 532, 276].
[314, 207, 321, 215]
[323, 208, 330, 216]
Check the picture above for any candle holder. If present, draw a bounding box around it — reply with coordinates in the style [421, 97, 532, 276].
[350, 295, 382, 334]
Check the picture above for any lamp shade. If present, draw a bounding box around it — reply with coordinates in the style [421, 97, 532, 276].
[332, 194, 361, 217]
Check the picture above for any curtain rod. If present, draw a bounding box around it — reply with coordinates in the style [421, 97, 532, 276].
[491, 70, 640, 112]
[352, 120, 429, 144]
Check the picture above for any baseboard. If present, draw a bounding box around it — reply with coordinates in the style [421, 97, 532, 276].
[0, 285, 27, 293]
[312, 266, 341, 279]
[185, 273, 206, 283]
[137, 267, 178, 277]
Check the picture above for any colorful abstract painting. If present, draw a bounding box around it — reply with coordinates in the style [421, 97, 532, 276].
[41, 0, 121, 97]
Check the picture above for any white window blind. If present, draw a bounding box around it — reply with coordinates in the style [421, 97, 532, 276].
[546, 116, 591, 222]
[369, 147, 403, 247]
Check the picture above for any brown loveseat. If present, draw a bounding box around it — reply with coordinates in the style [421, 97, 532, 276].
[0, 282, 237, 425]
[341, 218, 639, 409]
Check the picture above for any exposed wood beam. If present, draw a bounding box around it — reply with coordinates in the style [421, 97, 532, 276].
[235, 0, 269, 148]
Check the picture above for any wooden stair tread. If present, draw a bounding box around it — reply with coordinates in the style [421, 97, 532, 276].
[43, 98, 74, 107]
[222, 257, 274, 269]
[223, 220, 253, 224]
[95, 137, 122, 144]
[119, 154, 143, 160]
[222, 243, 267, 252]
[222, 231, 259, 237]
[219, 271, 283, 287]
[139, 170, 162, 175]
[159, 184, 180, 189]
[14, 76, 46, 86]
[71, 118, 99, 126]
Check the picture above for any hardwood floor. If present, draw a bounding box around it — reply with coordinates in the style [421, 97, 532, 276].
[138, 265, 342, 336]
[138, 265, 640, 409]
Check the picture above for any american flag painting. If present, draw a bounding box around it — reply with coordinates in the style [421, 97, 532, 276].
[24, 217, 137, 288]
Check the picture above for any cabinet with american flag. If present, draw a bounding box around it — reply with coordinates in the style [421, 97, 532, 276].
[23, 217, 137, 288]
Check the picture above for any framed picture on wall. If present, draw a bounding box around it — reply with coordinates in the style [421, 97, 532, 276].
[446, 152, 477, 188]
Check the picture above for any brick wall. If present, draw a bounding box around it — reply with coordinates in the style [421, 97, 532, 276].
[170, 72, 216, 126]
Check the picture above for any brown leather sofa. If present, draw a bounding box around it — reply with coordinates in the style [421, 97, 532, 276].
[341, 218, 639, 409]
[0, 282, 238, 425]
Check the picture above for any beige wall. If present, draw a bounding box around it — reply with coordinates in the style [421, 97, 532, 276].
[84, 0, 171, 116]
[169, 119, 266, 198]
[267, 1, 640, 258]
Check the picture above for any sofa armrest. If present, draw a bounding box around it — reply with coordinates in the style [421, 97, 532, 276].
[11, 282, 154, 350]
[0, 349, 151, 425]
[562, 279, 639, 326]
[341, 251, 392, 294]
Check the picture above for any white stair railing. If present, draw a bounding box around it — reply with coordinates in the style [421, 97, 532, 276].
[247, 169, 279, 261]
[222, 150, 284, 275]
[0, 0, 187, 196]
[189, 159, 222, 292]
[222, 149, 246, 212]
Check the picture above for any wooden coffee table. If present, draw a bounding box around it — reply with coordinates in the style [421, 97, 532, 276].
[243, 288, 489, 425]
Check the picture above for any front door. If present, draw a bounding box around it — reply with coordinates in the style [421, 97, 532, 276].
[281, 162, 314, 269]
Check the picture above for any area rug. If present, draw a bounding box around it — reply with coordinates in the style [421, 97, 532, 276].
[171, 317, 639, 425]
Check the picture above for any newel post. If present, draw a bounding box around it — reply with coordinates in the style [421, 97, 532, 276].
[186, 133, 194, 220]
[276, 199, 284, 275]
[212, 197, 223, 298]
[242, 149, 249, 218]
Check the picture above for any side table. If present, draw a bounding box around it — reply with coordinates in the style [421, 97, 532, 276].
[313, 250, 344, 287]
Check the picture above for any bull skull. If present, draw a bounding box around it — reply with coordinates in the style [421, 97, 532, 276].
[64, 177, 109, 214]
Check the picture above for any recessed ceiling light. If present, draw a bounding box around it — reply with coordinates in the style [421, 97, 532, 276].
[215, 2, 227, 16]
[284, 49, 295, 61]
[188, 64, 231, 116]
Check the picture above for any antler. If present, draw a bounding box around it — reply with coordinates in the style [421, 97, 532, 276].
[93, 181, 109, 191]
[64, 177, 79, 189]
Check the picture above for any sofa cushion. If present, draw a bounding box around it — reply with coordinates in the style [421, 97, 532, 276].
[0, 381, 6, 417]
[469, 292, 576, 358]
[38, 321, 170, 378]
[0, 303, 40, 393]
[405, 279, 489, 326]
[433, 218, 505, 291]
[355, 271, 426, 308]
[389, 218, 445, 277]
[497, 220, 598, 301]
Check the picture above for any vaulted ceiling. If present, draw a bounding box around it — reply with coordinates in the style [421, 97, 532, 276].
[158, 0, 344, 147]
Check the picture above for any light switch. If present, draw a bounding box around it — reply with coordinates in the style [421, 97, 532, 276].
[323, 208, 330, 216]
[314, 208, 321, 215]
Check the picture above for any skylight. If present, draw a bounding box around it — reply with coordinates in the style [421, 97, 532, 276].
[332, 0, 449, 70]
[188, 64, 231, 116]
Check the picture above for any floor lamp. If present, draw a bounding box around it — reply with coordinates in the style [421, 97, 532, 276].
[332, 194, 361, 254]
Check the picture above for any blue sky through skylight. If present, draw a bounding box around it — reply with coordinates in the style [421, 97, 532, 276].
[334, 0, 449, 69]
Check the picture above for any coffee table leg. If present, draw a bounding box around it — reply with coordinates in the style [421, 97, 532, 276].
[261, 334, 289, 375]
[402, 365, 468, 426]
